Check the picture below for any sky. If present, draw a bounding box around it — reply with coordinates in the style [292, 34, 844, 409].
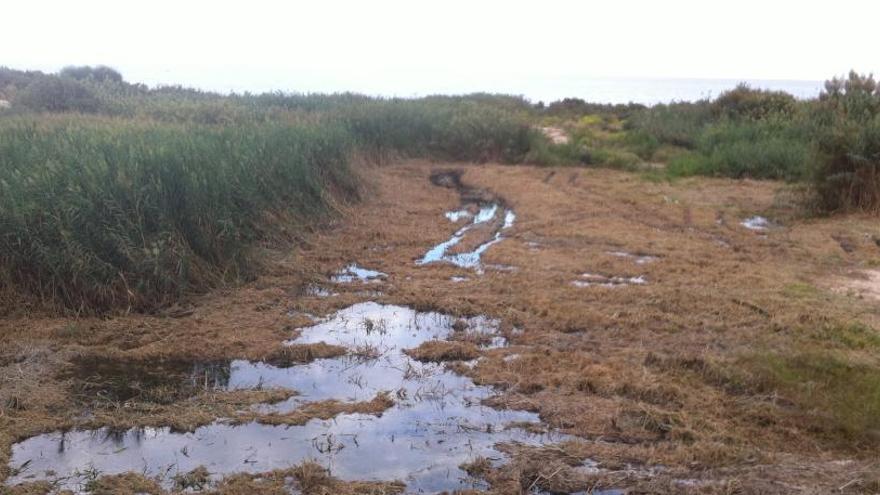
[3, 0, 879, 102]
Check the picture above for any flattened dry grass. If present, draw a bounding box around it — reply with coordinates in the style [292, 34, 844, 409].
[8, 462, 407, 495]
[236, 393, 394, 426]
[404, 340, 480, 362]
[213, 462, 405, 494]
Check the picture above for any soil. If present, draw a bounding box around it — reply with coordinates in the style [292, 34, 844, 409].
[539, 127, 570, 145]
[2, 161, 880, 494]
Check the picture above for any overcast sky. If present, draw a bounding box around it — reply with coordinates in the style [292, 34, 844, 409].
[4, 0, 878, 101]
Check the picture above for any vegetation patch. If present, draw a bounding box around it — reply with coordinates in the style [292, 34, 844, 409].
[0, 117, 357, 312]
[236, 393, 394, 426]
[404, 340, 480, 362]
[738, 351, 880, 443]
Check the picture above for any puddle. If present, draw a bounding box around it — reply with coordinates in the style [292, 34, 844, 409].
[608, 251, 658, 265]
[572, 273, 646, 288]
[473, 204, 499, 224]
[418, 202, 515, 271]
[503, 211, 516, 229]
[8, 303, 563, 493]
[445, 209, 472, 222]
[331, 264, 387, 284]
[741, 216, 771, 230]
[304, 284, 337, 298]
[450, 276, 469, 282]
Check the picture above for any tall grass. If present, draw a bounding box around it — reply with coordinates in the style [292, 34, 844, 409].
[667, 118, 811, 181]
[0, 116, 357, 311]
[0, 68, 541, 312]
[626, 101, 714, 148]
[329, 97, 535, 163]
[811, 72, 880, 212]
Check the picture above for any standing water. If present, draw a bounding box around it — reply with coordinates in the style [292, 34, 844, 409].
[418, 203, 515, 270]
[6, 303, 566, 493]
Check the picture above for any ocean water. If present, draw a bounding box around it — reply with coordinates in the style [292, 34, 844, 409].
[85, 64, 827, 105]
[513, 76, 823, 105]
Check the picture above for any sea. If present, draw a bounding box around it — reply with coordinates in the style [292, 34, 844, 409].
[124, 66, 827, 106]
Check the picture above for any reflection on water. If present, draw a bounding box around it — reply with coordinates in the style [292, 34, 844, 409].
[330, 264, 387, 283]
[418, 203, 515, 271]
[8, 303, 564, 493]
[741, 216, 772, 231]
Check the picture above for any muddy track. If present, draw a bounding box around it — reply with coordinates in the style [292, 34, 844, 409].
[429, 168, 505, 207]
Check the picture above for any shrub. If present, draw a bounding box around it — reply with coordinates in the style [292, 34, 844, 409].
[664, 117, 811, 181]
[811, 71, 880, 212]
[618, 130, 661, 160]
[524, 134, 585, 166]
[627, 101, 713, 148]
[336, 98, 534, 163]
[712, 83, 797, 120]
[544, 98, 646, 119]
[17, 77, 102, 113]
[589, 148, 642, 170]
[60, 65, 124, 83]
[690, 119, 810, 180]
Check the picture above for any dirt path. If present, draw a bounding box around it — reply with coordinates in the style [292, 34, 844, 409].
[2, 162, 880, 494]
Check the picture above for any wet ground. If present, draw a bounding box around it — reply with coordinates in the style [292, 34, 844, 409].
[8, 303, 568, 493]
[2, 162, 880, 494]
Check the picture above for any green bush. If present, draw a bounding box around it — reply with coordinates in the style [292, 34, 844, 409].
[0, 117, 356, 311]
[589, 148, 642, 170]
[524, 138, 587, 167]
[712, 83, 797, 120]
[17, 77, 102, 113]
[617, 130, 661, 160]
[691, 120, 810, 180]
[627, 101, 714, 148]
[60, 65, 124, 83]
[334, 98, 534, 163]
[543, 98, 646, 119]
[811, 71, 880, 212]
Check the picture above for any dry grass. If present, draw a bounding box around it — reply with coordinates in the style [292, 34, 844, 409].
[236, 393, 394, 426]
[2, 161, 880, 492]
[200, 462, 405, 495]
[266, 342, 347, 366]
[404, 340, 480, 362]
